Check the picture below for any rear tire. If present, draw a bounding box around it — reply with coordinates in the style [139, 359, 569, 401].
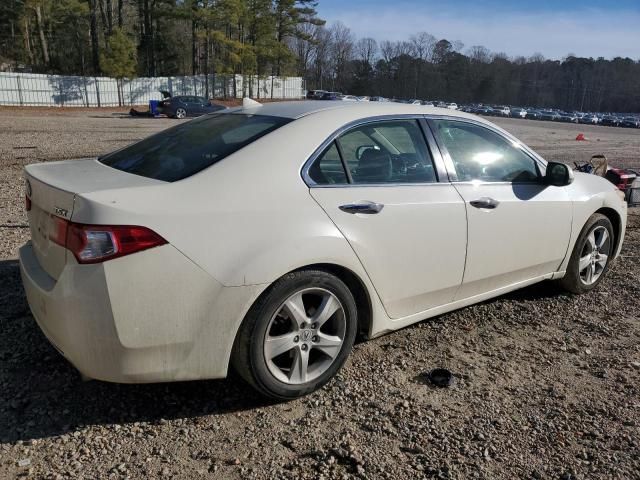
[558, 213, 614, 294]
[232, 270, 357, 400]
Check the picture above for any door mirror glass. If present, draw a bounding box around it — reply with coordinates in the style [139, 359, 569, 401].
[545, 162, 574, 186]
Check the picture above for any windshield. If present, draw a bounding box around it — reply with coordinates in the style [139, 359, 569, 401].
[100, 113, 291, 182]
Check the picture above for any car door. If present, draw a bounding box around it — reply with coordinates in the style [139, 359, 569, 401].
[428, 118, 573, 300]
[186, 96, 202, 115]
[306, 118, 467, 319]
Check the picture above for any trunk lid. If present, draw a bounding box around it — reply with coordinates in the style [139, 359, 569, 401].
[25, 158, 164, 280]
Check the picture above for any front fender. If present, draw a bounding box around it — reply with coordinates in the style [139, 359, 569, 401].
[558, 173, 628, 273]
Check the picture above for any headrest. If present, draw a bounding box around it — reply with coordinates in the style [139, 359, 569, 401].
[356, 148, 391, 182]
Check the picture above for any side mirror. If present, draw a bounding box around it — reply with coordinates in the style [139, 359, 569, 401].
[544, 161, 574, 186]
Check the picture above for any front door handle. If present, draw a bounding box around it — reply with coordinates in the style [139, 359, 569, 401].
[339, 201, 384, 214]
[470, 197, 500, 209]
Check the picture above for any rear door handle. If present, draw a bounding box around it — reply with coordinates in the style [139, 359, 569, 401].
[470, 197, 500, 209]
[339, 201, 384, 214]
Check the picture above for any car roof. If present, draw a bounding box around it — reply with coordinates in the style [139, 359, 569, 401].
[232, 100, 483, 122]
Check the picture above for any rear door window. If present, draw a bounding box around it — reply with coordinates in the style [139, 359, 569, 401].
[308, 142, 348, 185]
[336, 120, 437, 184]
[99, 113, 291, 182]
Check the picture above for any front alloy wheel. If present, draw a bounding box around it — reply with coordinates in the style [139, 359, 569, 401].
[175, 107, 187, 119]
[232, 270, 357, 399]
[559, 213, 614, 294]
[578, 225, 611, 286]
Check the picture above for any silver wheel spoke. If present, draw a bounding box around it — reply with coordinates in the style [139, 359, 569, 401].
[288, 348, 309, 383]
[265, 333, 297, 359]
[596, 253, 608, 269]
[283, 293, 309, 327]
[596, 229, 609, 249]
[585, 264, 595, 283]
[578, 254, 591, 273]
[314, 332, 343, 359]
[586, 231, 596, 251]
[312, 294, 340, 328]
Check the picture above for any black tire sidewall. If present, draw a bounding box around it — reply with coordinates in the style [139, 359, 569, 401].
[242, 271, 357, 399]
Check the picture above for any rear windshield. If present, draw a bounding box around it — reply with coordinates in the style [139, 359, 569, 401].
[99, 113, 291, 182]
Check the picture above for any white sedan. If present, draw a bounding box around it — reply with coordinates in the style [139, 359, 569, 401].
[20, 101, 627, 399]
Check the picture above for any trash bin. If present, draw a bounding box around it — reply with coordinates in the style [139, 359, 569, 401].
[149, 100, 159, 116]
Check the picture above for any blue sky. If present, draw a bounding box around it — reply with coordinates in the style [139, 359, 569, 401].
[315, 0, 640, 60]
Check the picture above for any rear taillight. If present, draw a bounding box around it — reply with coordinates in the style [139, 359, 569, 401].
[49, 217, 167, 264]
[25, 195, 32, 212]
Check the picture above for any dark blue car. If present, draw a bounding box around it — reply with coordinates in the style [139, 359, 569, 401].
[158, 91, 226, 119]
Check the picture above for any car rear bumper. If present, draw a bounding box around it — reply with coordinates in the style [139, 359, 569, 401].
[19, 241, 264, 383]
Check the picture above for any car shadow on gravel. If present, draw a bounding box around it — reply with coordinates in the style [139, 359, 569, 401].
[0, 260, 276, 444]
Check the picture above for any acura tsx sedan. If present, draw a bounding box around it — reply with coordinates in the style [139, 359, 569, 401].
[20, 101, 627, 399]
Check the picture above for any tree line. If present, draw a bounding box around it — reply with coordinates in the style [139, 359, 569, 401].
[297, 23, 640, 113]
[1, 1, 639, 112]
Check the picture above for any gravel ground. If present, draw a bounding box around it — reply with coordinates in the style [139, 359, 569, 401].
[0, 108, 639, 480]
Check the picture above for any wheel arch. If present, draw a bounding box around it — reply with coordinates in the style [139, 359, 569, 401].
[595, 206, 622, 254]
[232, 261, 374, 363]
[290, 263, 373, 339]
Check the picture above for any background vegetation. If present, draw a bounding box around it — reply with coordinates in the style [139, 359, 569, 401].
[1, 0, 639, 111]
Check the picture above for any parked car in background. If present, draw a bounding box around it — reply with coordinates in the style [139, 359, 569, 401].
[620, 117, 640, 128]
[20, 101, 627, 400]
[446, 103, 458, 110]
[341, 95, 360, 101]
[357, 96, 370, 102]
[539, 110, 561, 121]
[510, 108, 528, 118]
[600, 116, 621, 127]
[319, 92, 341, 100]
[579, 114, 599, 124]
[369, 96, 389, 102]
[307, 90, 327, 100]
[525, 109, 542, 120]
[494, 106, 511, 116]
[158, 92, 226, 119]
[557, 112, 579, 123]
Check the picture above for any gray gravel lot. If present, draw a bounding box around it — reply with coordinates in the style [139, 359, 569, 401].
[0, 108, 639, 479]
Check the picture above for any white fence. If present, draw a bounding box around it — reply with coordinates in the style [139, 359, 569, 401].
[0, 72, 305, 107]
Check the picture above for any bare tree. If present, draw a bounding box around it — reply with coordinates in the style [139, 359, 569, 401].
[380, 40, 395, 64]
[409, 32, 435, 62]
[328, 21, 354, 91]
[409, 32, 435, 97]
[468, 45, 491, 63]
[355, 37, 378, 65]
[452, 40, 464, 52]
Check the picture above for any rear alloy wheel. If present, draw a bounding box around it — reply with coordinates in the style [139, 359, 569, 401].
[175, 107, 187, 119]
[559, 213, 614, 294]
[232, 270, 357, 399]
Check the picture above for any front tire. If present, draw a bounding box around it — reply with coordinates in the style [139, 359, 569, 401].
[175, 107, 187, 119]
[558, 213, 614, 294]
[232, 270, 357, 400]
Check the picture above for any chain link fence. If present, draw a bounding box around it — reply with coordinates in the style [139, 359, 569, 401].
[0, 73, 305, 107]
